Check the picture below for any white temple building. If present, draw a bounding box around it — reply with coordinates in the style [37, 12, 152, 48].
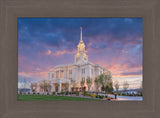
[31, 27, 111, 93]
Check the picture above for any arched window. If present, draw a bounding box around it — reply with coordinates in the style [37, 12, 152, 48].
[60, 70, 64, 78]
[69, 70, 72, 74]
[56, 71, 59, 78]
[52, 73, 54, 78]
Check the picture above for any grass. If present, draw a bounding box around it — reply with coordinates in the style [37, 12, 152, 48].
[18, 95, 100, 101]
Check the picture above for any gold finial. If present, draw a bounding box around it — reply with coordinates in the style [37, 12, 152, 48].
[80, 27, 82, 42]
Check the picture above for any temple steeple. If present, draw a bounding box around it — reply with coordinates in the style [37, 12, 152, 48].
[74, 27, 88, 64]
[77, 27, 85, 53]
[80, 27, 83, 42]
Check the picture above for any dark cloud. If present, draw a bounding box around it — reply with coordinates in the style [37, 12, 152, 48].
[18, 18, 143, 82]
[120, 71, 142, 76]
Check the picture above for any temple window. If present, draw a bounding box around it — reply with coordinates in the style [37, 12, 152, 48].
[60, 70, 64, 78]
[82, 69, 85, 74]
[69, 70, 72, 74]
[82, 77, 85, 82]
[92, 69, 93, 74]
[52, 73, 54, 78]
[56, 71, 59, 78]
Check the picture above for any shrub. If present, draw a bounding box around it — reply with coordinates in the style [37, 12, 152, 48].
[90, 94, 95, 98]
[96, 95, 99, 98]
[99, 95, 104, 99]
[37, 93, 39, 95]
[105, 95, 108, 98]
[61, 92, 65, 95]
[33, 92, 35, 94]
[65, 91, 69, 95]
[76, 91, 79, 96]
[57, 92, 61, 95]
[72, 92, 76, 94]
[28, 92, 30, 95]
[52, 92, 55, 95]
[122, 93, 126, 96]
[83, 91, 88, 96]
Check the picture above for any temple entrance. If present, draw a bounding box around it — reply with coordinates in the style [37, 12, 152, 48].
[54, 83, 59, 92]
[61, 83, 65, 92]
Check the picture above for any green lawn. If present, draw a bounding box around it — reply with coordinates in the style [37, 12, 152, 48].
[18, 95, 100, 101]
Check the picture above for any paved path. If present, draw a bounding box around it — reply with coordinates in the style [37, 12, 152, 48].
[108, 95, 143, 101]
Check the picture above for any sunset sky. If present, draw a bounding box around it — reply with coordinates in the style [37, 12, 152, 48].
[18, 18, 142, 90]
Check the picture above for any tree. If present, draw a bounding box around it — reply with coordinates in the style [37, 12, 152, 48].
[98, 73, 112, 94]
[55, 84, 59, 92]
[104, 81, 114, 94]
[80, 79, 85, 91]
[114, 80, 119, 93]
[64, 82, 69, 95]
[123, 81, 129, 92]
[86, 77, 92, 92]
[98, 74, 105, 92]
[20, 78, 31, 94]
[71, 80, 77, 92]
[39, 80, 51, 93]
[94, 77, 101, 94]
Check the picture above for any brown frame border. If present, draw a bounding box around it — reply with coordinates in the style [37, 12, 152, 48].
[0, 0, 160, 118]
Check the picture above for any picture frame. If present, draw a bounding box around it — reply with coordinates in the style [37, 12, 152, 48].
[0, 0, 160, 118]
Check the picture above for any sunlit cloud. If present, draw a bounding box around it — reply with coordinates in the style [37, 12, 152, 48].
[53, 50, 76, 56]
[18, 18, 142, 89]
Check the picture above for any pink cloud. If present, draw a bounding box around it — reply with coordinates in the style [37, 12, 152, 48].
[53, 50, 76, 56]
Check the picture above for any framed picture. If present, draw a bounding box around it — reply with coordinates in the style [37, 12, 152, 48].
[0, 0, 160, 118]
[17, 18, 143, 101]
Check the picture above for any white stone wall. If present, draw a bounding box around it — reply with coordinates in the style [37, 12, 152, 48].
[33, 62, 111, 92]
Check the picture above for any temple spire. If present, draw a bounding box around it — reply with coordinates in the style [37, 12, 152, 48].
[74, 27, 88, 64]
[80, 27, 83, 42]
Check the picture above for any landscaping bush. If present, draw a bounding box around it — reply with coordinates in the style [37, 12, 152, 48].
[57, 93, 61, 95]
[65, 91, 69, 95]
[99, 95, 104, 99]
[122, 93, 126, 96]
[83, 91, 88, 96]
[76, 91, 79, 96]
[96, 95, 99, 98]
[105, 95, 108, 98]
[37, 93, 39, 95]
[33, 92, 35, 94]
[72, 92, 76, 94]
[28, 92, 30, 95]
[90, 94, 95, 98]
[52, 92, 55, 95]
[61, 92, 65, 95]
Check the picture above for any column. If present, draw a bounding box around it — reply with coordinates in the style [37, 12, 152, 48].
[59, 69, 60, 78]
[51, 83, 55, 92]
[68, 81, 71, 92]
[58, 83, 61, 92]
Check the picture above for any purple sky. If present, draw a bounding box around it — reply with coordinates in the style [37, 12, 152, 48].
[18, 18, 142, 89]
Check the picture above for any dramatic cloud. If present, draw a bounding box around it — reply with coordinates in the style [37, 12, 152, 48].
[18, 18, 142, 89]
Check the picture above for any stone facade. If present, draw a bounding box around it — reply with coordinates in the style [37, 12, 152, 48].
[31, 27, 111, 93]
